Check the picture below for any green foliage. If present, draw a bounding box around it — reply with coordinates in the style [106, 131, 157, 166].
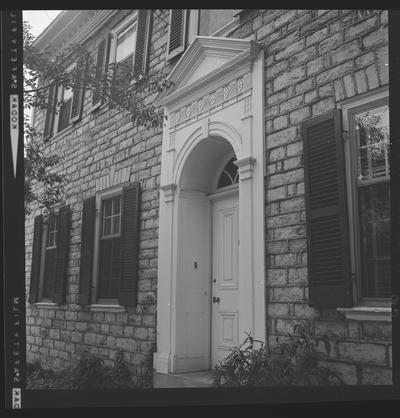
[211, 323, 344, 387]
[26, 350, 144, 389]
[137, 344, 156, 387]
[26, 360, 74, 390]
[24, 120, 67, 216]
[23, 13, 173, 215]
[23, 13, 173, 131]
[355, 109, 390, 158]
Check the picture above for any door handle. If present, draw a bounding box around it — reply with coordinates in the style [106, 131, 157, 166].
[212, 296, 220, 303]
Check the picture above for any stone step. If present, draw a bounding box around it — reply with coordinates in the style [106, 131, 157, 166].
[153, 371, 214, 388]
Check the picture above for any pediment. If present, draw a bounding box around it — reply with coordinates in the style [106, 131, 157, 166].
[158, 36, 261, 107]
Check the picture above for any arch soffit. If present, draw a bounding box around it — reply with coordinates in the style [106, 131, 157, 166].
[173, 120, 243, 186]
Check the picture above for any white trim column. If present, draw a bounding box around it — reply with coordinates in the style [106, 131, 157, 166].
[235, 157, 256, 339]
[153, 183, 177, 373]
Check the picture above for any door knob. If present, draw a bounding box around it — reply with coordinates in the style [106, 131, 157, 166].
[212, 296, 220, 303]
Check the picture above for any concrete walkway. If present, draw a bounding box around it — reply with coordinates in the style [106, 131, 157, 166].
[153, 371, 214, 388]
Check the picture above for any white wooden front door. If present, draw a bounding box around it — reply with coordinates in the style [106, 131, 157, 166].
[211, 192, 239, 367]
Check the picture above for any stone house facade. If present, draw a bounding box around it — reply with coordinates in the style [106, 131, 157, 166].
[25, 9, 391, 385]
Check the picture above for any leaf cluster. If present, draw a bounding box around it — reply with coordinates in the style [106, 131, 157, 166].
[26, 350, 137, 389]
[211, 323, 345, 387]
[24, 120, 67, 216]
[355, 110, 390, 158]
[23, 15, 174, 214]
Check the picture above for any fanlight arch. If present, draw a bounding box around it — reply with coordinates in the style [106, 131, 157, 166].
[173, 120, 242, 188]
[216, 157, 239, 189]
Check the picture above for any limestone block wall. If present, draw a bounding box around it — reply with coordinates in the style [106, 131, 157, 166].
[229, 9, 391, 384]
[25, 10, 172, 377]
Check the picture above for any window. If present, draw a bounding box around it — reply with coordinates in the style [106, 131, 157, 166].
[114, 21, 137, 81]
[98, 196, 122, 300]
[104, 10, 152, 89]
[57, 85, 73, 133]
[78, 183, 141, 307]
[217, 157, 239, 189]
[198, 10, 240, 36]
[28, 207, 71, 304]
[92, 10, 152, 109]
[42, 214, 58, 299]
[167, 9, 241, 59]
[42, 62, 85, 140]
[301, 88, 390, 308]
[348, 97, 390, 299]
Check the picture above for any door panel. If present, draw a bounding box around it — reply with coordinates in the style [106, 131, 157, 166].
[176, 195, 211, 371]
[211, 193, 239, 367]
[218, 311, 238, 349]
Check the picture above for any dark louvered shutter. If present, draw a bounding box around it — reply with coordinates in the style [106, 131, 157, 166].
[92, 39, 107, 108]
[29, 215, 43, 303]
[92, 35, 112, 108]
[70, 60, 85, 123]
[79, 197, 96, 305]
[119, 183, 141, 306]
[133, 10, 152, 77]
[43, 84, 57, 141]
[167, 9, 187, 59]
[52, 206, 71, 304]
[302, 110, 352, 308]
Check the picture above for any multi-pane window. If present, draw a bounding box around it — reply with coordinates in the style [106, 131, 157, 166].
[168, 10, 241, 59]
[352, 101, 390, 298]
[78, 183, 140, 307]
[42, 215, 58, 299]
[98, 196, 122, 299]
[57, 85, 73, 133]
[217, 157, 239, 189]
[198, 9, 240, 36]
[43, 61, 84, 140]
[116, 23, 137, 66]
[114, 22, 137, 80]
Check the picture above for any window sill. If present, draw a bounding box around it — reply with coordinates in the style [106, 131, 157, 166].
[91, 101, 109, 114]
[211, 18, 240, 38]
[337, 306, 391, 322]
[87, 304, 126, 312]
[48, 124, 74, 143]
[33, 302, 57, 309]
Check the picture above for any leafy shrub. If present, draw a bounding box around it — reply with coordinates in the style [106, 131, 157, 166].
[211, 322, 344, 387]
[137, 344, 155, 388]
[27, 350, 142, 389]
[26, 363, 72, 389]
[69, 356, 109, 389]
[26, 360, 41, 376]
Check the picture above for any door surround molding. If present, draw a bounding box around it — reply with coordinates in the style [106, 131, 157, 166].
[154, 36, 265, 374]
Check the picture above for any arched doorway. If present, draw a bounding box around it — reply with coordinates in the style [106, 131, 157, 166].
[153, 36, 266, 376]
[175, 136, 239, 371]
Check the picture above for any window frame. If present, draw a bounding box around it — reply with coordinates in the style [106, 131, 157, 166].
[195, 9, 241, 39]
[37, 209, 60, 303]
[169, 9, 241, 60]
[51, 63, 76, 136]
[108, 12, 138, 77]
[56, 83, 74, 134]
[341, 86, 390, 307]
[91, 185, 125, 305]
[101, 195, 122, 239]
[215, 157, 239, 191]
